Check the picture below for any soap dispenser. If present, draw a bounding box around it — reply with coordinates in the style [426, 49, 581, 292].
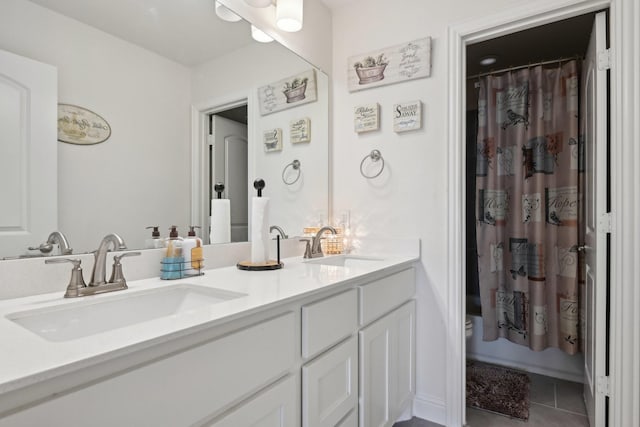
[160, 226, 184, 280]
[145, 226, 164, 249]
[183, 226, 203, 276]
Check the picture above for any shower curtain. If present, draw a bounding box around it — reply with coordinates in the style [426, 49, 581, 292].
[475, 60, 582, 354]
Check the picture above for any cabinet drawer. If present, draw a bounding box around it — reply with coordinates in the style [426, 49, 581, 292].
[359, 268, 415, 326]
[302, 336, 358, 427]
[204, 375, 298, 427]
[0, 313, 296, 427]
[302, 288, 358, 359]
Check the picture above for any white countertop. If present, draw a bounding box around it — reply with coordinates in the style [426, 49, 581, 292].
[0, 251, 417, 399]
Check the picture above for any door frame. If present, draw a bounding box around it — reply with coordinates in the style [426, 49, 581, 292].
[190, 92, 251, 244]
[445, 0, 640, 425]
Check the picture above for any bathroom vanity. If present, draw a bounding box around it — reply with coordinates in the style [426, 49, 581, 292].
[0, 248, 417, 427]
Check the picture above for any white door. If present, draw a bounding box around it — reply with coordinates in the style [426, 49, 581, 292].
[210, 115, 248, 242]
[582, 11, 608, 427]
[0, 49, 57, 259]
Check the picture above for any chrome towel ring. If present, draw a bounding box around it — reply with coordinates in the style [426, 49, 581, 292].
[282, 159, 301, 185]
[360, 149, 384, 179]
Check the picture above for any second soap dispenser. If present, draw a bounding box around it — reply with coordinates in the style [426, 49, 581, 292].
[183, 226, 204, 276]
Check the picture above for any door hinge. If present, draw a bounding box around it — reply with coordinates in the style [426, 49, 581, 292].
[597, 375, 611, 396]
[598, 49, 612, 70]
[599, 212, 613, 234]
[207, 134, 214, 146]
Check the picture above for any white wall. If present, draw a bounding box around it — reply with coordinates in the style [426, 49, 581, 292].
[0, 0, 192, 253]
[329, 0, 524, 422]
[192, 43, 329, 238]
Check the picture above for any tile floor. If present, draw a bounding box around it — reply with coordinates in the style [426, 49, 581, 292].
[465, 373, 589, 426]
[393, 373, 589, 427]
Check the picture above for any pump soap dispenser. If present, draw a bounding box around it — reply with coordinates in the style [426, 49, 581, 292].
[145, 226, 164, 249]
[183, 226, 203, 276]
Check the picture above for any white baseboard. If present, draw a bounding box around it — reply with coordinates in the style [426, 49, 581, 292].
[413, 394, 446, 426]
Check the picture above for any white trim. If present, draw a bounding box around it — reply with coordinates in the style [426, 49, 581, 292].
[190, 92, 250, 244]
[446, 1, 615, 426]
[412, 394, 446, 427]
[610, 1, 640, 426]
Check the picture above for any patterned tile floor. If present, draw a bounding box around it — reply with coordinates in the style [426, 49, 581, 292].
[393, 373, 589, 427]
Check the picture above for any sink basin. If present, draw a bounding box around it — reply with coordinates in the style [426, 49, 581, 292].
[304, 255, 384, 267]
[7, 284, 246, 342]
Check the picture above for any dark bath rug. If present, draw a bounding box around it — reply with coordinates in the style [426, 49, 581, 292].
[466, 360, 530, 420]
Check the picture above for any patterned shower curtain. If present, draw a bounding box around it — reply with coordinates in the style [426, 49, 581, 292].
[475, 60, 582, 354]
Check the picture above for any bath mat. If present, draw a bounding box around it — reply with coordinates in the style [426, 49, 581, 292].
[466, 360, 530, 420]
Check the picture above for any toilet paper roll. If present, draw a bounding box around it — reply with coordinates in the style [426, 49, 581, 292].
[210, 199, 231, 244]
[250, 196, 270, 263]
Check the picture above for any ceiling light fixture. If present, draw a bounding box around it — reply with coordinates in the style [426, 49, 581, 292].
[251, 24, 274, 43]
[244, 0, 272, 7]
[479, 55, 498, 66]
[276, 0, 303, 32]
[215, 1, 242, 22]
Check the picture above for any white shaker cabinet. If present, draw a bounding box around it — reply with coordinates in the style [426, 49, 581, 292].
[359, 297, 415, 427]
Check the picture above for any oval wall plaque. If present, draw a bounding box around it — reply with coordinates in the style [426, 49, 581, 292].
[57, 104, 111, 145]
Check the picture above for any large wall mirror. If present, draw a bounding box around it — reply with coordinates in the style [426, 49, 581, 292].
[0, 0, 328, 259]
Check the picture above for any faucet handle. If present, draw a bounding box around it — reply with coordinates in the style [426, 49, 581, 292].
[299, 239, 312, 259]
[45, 258, 87, 298]
[109, 252, 141, 286]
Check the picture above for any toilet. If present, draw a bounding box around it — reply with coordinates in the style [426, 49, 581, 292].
[466, 316, 473, 338]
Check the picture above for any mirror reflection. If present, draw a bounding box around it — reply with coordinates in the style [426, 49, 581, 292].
[0, 0, 328, 259]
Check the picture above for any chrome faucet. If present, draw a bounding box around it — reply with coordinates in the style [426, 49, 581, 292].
[89, 233, 127, 286]
[46, 232, 140, 298]
[309, 226, 337, 258]
[29, 231, 73, 255]
[270, 225, 288, 239]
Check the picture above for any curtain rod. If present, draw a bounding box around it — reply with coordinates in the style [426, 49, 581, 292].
[466, 56, 582, 80]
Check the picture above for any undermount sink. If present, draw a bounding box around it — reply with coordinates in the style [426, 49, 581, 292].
[304, 254, 384, 267]
[7, 284, 246, 342]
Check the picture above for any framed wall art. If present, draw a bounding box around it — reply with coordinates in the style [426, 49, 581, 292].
[258, 69, 318, 116]
[290, 117, 311, 143]
[347, 37, 431, 92]
[57, 104, 111, 145]
[393, 100, 422, 132]
[354, 103, 380, 133]
[263, 128, 283, 152]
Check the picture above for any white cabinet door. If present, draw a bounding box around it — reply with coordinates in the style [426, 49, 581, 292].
[390, 300, 415, 418]
[359, 300, 415, 427]
[302, 336, 358, 427]
[0, 49, 57, 259]
[359, 312, 392, 427]
[206, 375, 298, 427]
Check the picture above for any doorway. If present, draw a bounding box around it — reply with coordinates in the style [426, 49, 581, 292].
[208, 105, 248, 243]
[446, 4, 610, 427]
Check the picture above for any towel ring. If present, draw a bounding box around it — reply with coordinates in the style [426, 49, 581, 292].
[282, 159, 301, 185]
[360, 149, 385, 179]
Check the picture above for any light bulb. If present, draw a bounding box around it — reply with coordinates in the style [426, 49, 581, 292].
[251, 25, 274, 43]
[245, 0, 272, 7]
[215, 1, 242, 22]
[276, 0, 303, 32]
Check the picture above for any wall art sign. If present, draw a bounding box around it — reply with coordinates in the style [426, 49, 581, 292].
[263, 128, 283, 152]
[347, 37, 431, 92]
[354, 103, 380, 133]
[290, 117, 311, 144]
[57, 104, 111, 145]
[393, 100, 422, 132]
[258, 69, 318, 116]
